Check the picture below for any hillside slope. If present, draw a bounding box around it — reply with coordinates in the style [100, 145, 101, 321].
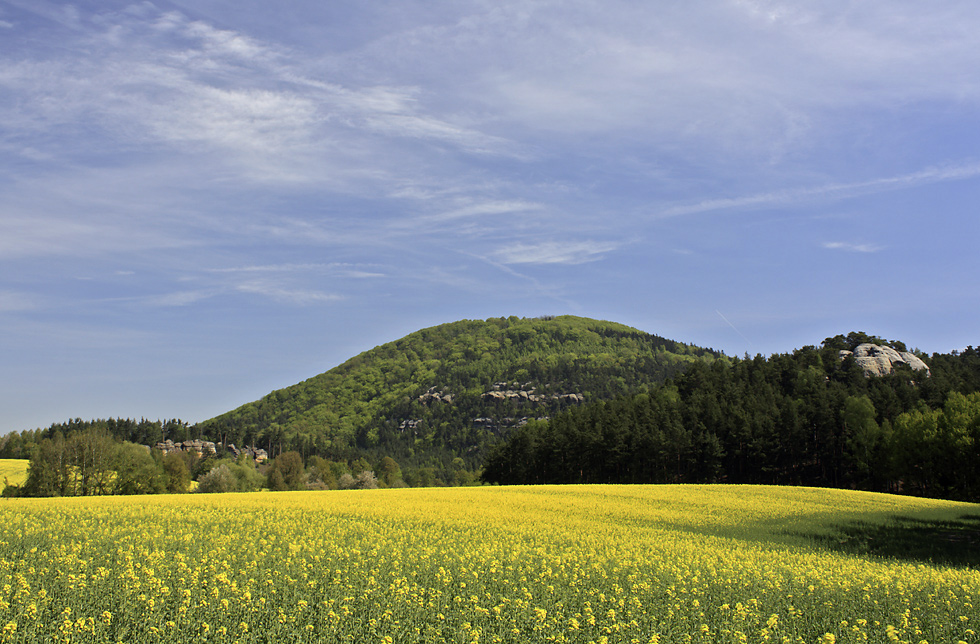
[200, 316, 722, 466]
[483, 333, 980, 500]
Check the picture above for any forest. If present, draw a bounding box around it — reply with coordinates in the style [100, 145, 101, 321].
[1, 419, 473, 497]
[196, 315, 722, 470]
[482, 333, 980, 501]
[4, 321, 979, 501]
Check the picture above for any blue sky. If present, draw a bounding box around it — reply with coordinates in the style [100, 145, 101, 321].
[2, 0, 979, 432]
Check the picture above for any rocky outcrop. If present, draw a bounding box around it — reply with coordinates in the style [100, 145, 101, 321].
[418, 387, 454, 404]
[481, 382, 583, 404]
[473, 416, 548, 434]
[155, 439, 268, 463]
[227, 444, 269, 463]
[156, 439, 217, 457]
[839, 343, 930, 378]
[399, 419, 423, 433]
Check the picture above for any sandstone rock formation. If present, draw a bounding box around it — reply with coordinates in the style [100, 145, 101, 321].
[227, 444, 269, 463]
[156, 439, 217, 457]
[839, 343, 930, 378]
[481, 382, 583, 404]
[418, 387, 454, 404]
[155, 439, 268, 463]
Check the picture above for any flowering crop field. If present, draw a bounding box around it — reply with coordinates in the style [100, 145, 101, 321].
[0, 485, 977, 644]
[0, 461, 28, 491]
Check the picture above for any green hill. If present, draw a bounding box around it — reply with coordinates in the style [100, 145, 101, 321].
[483, 334, 980, 501]
[200, 316, 723, 467]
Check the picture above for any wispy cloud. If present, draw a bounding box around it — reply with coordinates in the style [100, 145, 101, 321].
[411, 200, 545, 225]
[208, 263, 386, 279]
[235, 280, 342, 305]
[823, 242, 882, 253]
[0, 4, 517, 191]
[143, 290, 217, 307]
[657, 161, 980, 218]
[491, 241, 618, 265]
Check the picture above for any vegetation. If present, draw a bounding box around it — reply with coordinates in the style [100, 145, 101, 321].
[198, 315, 721, 469]
[0, 460, 28, 493]
[483, 336, 980, 501]
[5, 430, 466, 497]
[0, 485, 976, 643]
[4, 321, 979, 501]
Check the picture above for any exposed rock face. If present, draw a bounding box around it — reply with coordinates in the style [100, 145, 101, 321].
[472, 416, 548, 434]
[155, 439, 268, 463]
[481, 382, 583, 404]
[226, 443, 269, 463]
[418, 387, 454, 404]
[839, 343, 930, 378]
[156, 439, 217, 457]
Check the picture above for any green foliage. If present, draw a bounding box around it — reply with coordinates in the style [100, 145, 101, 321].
[338, 470, 378, 490]
[196, 464, 239, 493]
[162, 453, 191, 493]
[21, 428, 169, 497]
[267, 451, 306, 491]
[199, 316, 722, 472]
[483, 338, 980, 501]
[376, 456, 402, 488]
[113, 443, 165, 495]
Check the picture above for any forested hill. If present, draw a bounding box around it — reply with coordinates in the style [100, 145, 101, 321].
[482, 334, 980, 501]
[199, 316, 723, 466]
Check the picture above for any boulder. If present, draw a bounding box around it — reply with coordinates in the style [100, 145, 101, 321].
[841, 343, 930, 378]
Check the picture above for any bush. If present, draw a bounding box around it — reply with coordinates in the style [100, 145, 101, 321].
[338, 470, 378, 490]
[197, 465, 239, 493]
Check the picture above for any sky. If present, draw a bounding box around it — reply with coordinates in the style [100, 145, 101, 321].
[2, 0, 979, 433]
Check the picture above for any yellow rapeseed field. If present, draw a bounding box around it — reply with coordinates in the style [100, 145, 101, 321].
[0, 485, 976, 643]
[0, 461, 28, 491]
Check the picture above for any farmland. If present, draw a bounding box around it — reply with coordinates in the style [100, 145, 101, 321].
[0, 485, 977, 643]
[0, 461, 28, 492]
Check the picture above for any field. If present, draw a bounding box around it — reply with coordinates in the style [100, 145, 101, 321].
[0, 485, 977, 643]
[0, 461, 28, 492]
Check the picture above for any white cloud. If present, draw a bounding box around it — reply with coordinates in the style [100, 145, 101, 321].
[208, 263, 386, 278]
[823, 242, 882, 253]
[657, 161, 980, 218]
[0, 4, 518, 192]
[144, 290, 217, 307]
[491, 241, 618, 265]
[235, 280, 342, 305]
[416, 200, 544, 224]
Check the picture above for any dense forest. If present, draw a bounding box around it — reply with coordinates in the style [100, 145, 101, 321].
[5, 320, 978, 501]
[198, 316, 722, 470]
[482, 333, 980, 501]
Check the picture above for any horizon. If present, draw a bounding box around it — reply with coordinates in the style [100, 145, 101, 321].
[2, 0, 978, 432]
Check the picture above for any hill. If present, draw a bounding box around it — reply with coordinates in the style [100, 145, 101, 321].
[483, 334, 980, 500]
[199, 315, 723, 467]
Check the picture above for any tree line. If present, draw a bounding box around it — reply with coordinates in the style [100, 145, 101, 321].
[482, 335, 980, 501]
[3, 422, 482, 497]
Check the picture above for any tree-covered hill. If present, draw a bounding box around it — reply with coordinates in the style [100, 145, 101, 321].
[199, 316, 723, 467]
[483, 333, 980, 501]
